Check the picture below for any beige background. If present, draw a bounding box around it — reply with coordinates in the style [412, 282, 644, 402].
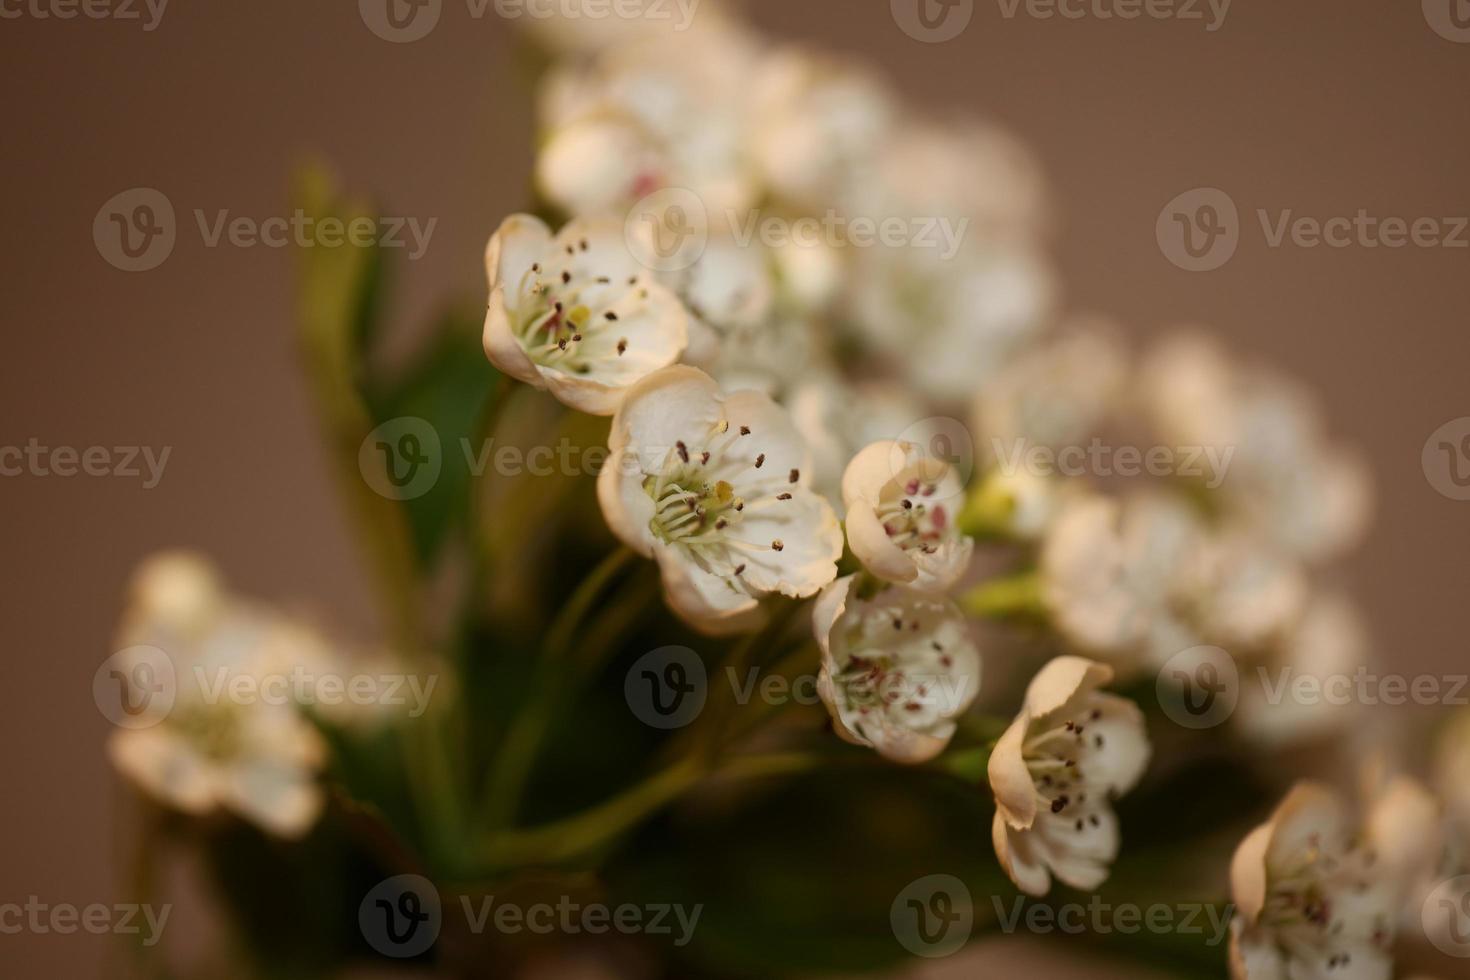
[1, 0, 1467, 975]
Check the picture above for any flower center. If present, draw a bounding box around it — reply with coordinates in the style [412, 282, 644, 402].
[515, 242, 648, 375]
[643, 418, 800, 578]
[1024, 705, 1112, 836]
[877, 475, 949, 554]
[1259, 845, 1394, 968]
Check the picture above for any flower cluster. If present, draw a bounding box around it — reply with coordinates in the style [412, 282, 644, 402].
[101, 5, 1453, 977]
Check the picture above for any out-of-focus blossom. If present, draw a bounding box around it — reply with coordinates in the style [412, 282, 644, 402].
[107, 553, 327, 840]
[1039, 492, 1207, 668]
[856, 117, 1049, 248]
[535, 23, 763, 215]
[1234, 592, 1369, 746]
[813, 575, 980, 763]
[841, 440, 973, 593]
[974, 317, 1129, 457]
[788, 373, 928, 501]
[847, 242, 1055, 403]
[513, 0, 737, 56]
[598, 366, 842, 634]
[750, 48, 895, 211]
[989, 657, 1150, 896]
[1229, 780, 1440, 980]
[482, 214, 689, 415]
[1435, 710, 1470, 842]
[1194, 529, 1309, 653]
[1139, 332, 1372, 563]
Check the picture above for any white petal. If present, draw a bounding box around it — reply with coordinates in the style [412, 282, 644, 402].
[992, 813, 1053, 897]
[844, 502, 919, 584]
[1024, 655, 1114, 720]
[1229, 822, 1273, 924]
[483, 289, 548, 389]
[988, 710, 1037, 830]
[108, 728, 218, 816]
[484, 213, 553, 291]
[221, 756, 324, 840]
[654, 544, 763, 636]
[725, 489, 843, 599]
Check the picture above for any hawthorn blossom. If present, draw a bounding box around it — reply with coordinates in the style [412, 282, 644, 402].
[841, 440, 973, 593]
[813, 575, 980, 763]
[482, 214, 689, 415]
[1229, 780, 1441, 980]
[847, 241, 1055, 403]
[598, 366, 843, 634]
[1139, 332, 1372, 564]
[534, 23, 762, 216]
[107, 553, 327, 840]
[989, 656, 1150, 896]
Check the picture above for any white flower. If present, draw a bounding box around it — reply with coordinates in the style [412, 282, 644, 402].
[854, 117, 1049, 248]
[975, 317, 1129, 456]
[1434, 710, 1470, 842]
[750, 47, 895, 210]
[1039, 492, 1206, 666]
[1195, 528, 1309, 652]
[1235, 592, 1368, 746]
[788, 372, 927, 501]
[847, 241, 1055, 403]
[1139, 332, 1372, 564]
[988, 656, 1150, 896]
[107, 554, 326, 840]
[598, 365, 843, 634]
[813, 575, 980, 763]
[534, 25, 761, 216]
[1229, 780, 1441, 980]
[483, 214, 689, 415]
[841, 440, 974, 593]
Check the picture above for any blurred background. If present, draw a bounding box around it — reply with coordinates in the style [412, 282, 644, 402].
[1, 0, 1467, 975]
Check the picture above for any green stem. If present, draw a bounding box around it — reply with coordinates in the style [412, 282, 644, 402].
[479, 750, 830, 867]
[480, 547, 638, 829]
